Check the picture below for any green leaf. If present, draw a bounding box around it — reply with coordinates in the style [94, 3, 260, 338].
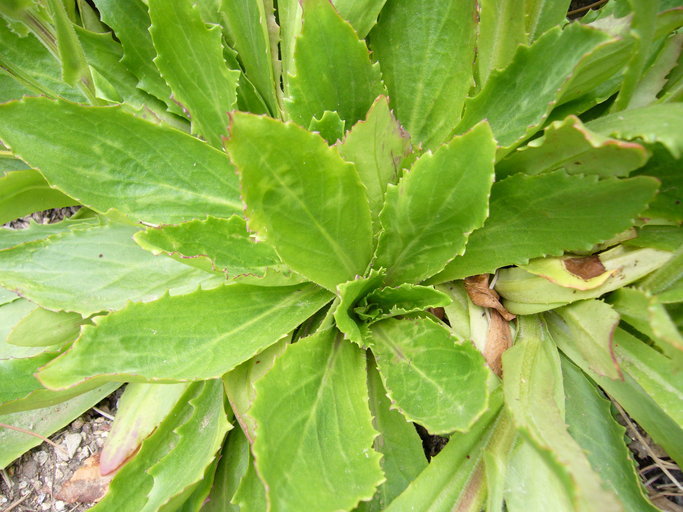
[91, 0, 180, 113]
[544, 300, 621, 379]
[458, 23, 612, 151]
[587, 103, 683, 158]
[497, 246, 673, 315]
[369, 315, 489, 434]
[100, 382, 190, 475]
[277, 0, 302, 83]
[0, 16, 86, 101]
[335, 270, 385, 346]
[227, 113, 373, 291]
[0, 383, 118, 468]
[134, 216, 281, 278]
[218, 0, 279, 115]
[250, 329, 383, 512]
[633, 144, 683, 222]
[625, 225, 683, 252]
[0, 298, 39, 357]
[91, 380, 230, 512]
[148, 0, 239, 147]
[562, 358, 659, 512]
[356, 359, 427, 511]
[642, 243, 683, 294]
[375, 122, 495, 284]
[630, 32, 683, 108]
[0, 220, 222, 315]
[333, 0, 387, 38]
[308, 110, 346, 145]
[336, 96, 411, 233]
[37, 283, 332, 389]
[431, 172, 659, 283]
[203, 427, 249, 512]
[0, 168, 77, 225]
[369, 0, 477, 149]
[0, 216, 98, 252]
[384, 392, 503, 512]
[231, 447, 267, 512]
[285, 0, 384, 129]
[47, 0, 93, 89]
[497, 115, 650, 179]
[0, 98, 242, 223]
[502, 317, 621, 512]
[356, 284, 451, 323]
[7, 306, 86, 348]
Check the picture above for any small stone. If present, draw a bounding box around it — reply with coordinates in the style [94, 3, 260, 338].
[18, 480, 28, 489]
[34, 451, 49, 466]
[71, 419, 84, 430]
[21, 459, 38, 479]
[41, 503, 51, 511]
[54, 468, 64, 480]
[64, 433, 82, 459]
[54, 499, 66, 511]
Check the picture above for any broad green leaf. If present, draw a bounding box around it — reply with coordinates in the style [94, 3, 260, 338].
[458, 23, 612, 151]
[134, 216, 281, 278]
[484, 412, 518, 512]
[0, 350, 62, 406]
[92, 0, 180, 113]
[610, 287, 661, 340]
[375, 122, 495, 284]
[438, 282, 472, 341]
[8, 306, 86, 348]
[525, 0, 573, 41]
[633, 144, 683, 222]
[285, 0, 383, 129]
[520, 256, 614, 291]
[47, 0, 93, 90]
[0, 298, 42, 359]
[544, 300, 621, 379]
[641, 242, 683, 294]
[92, 380, 230, 512]
[37, 283, 332, 389]
[431, 172, 659, 283]
[336, 96, 411, 232]
[369, 315, 489, 434]
[0, 287, 18, 306]
[587, 103, 683, 158]
[0, 99, 241, 223]
[384, 392, 503, 512]
[0, 169, 76, 226]
[355, 284, 451, 323]
[497, 116, 650, 178]
[148, 0, 239, 147]
[308, 110, 346, 145]
[0, 217, 98, 252]
[356, 360, 427, 512]
[333, 0, 388, 38]
[218, 0, 279, 115]
[100, 382, 189, 475]
[612, 328, 683, 426]
[231, 448, 267, 512]
[370, 0, 477, 149]
[0, 383, 118, 468]
[0, 16, 86, 101]
[227, 113, 373, 291]
[203, 427, 249, 512]
[335, 270, 385, 346]
[562, 358, 659, 512]
[496, 246, 673, 314]
[0, 220, 222, 315]
[502, 317, 621, 512]
[625, 225, 683, 252]
[176, 458, 220, 512]
[630, 32, 683, 108]
[277, 0, 302, 83]
[222, 337, 289, 441]
[251, 329, 383, 512]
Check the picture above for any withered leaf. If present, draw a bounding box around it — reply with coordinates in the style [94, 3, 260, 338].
[464, 274, 515, 321]
[564, 255, 607, 280]
[484, 310, 513, 377]
[56, 454, 115, 504]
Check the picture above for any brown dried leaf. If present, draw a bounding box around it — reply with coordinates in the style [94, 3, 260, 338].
[56, 453, 114, 504]
[484, 310, 513, 377]
[464, 274, 515, 321]
[563, 255, 607, 280]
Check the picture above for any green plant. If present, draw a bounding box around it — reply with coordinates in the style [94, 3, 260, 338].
[0, 0, 681, 510]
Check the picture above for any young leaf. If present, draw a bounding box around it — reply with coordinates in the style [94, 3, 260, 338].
[335, 270, 385, 346]
[203, 427, 249, 512]
[374, 122, 495, 284]
[355, 284, 451, 323]
[91, 380, 230, 512]
[0, 98, 242, 224]
[561, 358, 659, 512]
[496, 115, 650, 178]
[368, 315, 489, 434]
[250, 329, 384, 512]
[587, 103, 683, 158]
[356, 360, 427, 511]
[277, 0, 302, 84]
[231, 448, 267, 512]
[134, 216, 281, 278]
[227, 113, 373, 291]
[0, 169, 76, 225]
[0, 220, 222, 315]
[502, 317, 621, 512]
[336, 96, 411, 232]
[37, 283, 332, 389]
[285, 0, 384, 129]
[544, 300, 621, 380]
[309, 110, 346, 145]
[457, 23, 612, 151]
[332, 0, 387, 38]
[46, 0, 94, 89]
[8, 306, 86, 348]
[369, 0, 477, 149]
[0, 384, 119, 468]
[148, 0, 240, 147]
[430, 172, 658, 283]
[100, 382, 189, 475]
[0, 216, 98, 252]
